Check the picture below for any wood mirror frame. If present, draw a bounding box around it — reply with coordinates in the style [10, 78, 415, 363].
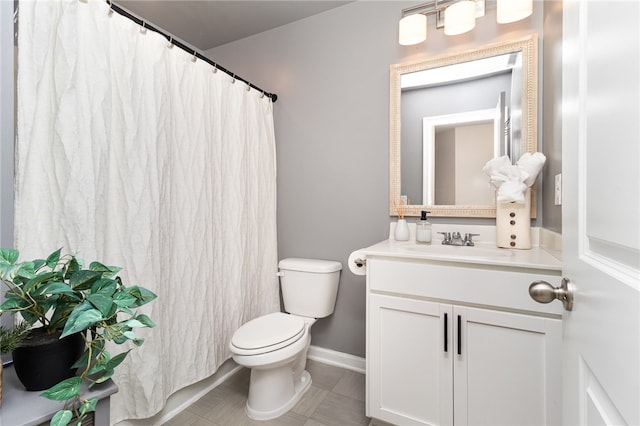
[389, 35, 538, 217]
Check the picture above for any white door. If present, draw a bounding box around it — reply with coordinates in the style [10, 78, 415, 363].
[561, 1, 640, 425]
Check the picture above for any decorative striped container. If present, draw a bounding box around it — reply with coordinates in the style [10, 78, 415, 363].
[496, 189, 532, 249]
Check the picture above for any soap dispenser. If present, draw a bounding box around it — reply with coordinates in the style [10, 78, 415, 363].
[416, 211, 432, 244]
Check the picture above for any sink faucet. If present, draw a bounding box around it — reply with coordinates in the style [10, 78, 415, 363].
[439, 231, 480, 246]
[451, 232, 463, 246]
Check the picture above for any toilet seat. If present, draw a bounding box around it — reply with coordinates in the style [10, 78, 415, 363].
[230, 312, 306, 356]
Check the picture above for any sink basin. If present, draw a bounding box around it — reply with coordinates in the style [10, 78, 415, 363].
[401, 243, 514, 258]
[360, 237, 563, 271]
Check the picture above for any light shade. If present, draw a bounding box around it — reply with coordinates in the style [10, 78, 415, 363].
[497, 0, 533, 24]
[399, 13, 427, 45]
[444, 1, 476, 36]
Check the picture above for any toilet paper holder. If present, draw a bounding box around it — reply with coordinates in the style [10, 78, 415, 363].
[348, 250, 367, 275]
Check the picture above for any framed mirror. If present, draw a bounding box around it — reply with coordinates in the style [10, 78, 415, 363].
[390, 35, 538, 217]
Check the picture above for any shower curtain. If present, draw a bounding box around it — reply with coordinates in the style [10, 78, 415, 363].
[15, 0, 279, 422]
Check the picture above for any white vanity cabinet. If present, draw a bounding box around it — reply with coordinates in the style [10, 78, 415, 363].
[366, 255, 562, 426]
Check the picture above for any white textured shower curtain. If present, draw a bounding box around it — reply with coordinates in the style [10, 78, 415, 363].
[16, 0, 279, 422]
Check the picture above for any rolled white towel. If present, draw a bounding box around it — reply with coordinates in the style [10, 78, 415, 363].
[483, 156, 513, 189]
[517, 152, 546, 187]
[488, 164, 530, 190]
[482, 155, 512, 186]
[497, 180, 529, 204]
[488, 164, 529, 203]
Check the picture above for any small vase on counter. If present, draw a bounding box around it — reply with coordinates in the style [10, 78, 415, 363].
[394, 219, 410, 241]
[393, 198, 410, 241]
[416, 211, 432, 244]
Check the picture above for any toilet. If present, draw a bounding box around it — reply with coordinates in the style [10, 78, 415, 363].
[229, 258, 342, 420]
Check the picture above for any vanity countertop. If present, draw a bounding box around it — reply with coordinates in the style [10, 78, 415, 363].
[361, 239, 562, 272]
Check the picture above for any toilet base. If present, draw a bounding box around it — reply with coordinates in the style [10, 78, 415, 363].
[245, 369, 312, 420]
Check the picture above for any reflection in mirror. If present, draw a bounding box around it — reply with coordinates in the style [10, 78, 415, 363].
[390, 35, 538, 217]
[423, 106, 502, 206]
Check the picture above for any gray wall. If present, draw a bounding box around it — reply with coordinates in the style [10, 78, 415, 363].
[1, 1, 14, 250]
[207, 1, 554, 357]
[541, 1, 563, 233]
[0, 0, 15, 332]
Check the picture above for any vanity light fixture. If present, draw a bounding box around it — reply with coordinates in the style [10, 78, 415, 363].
[399, 13, 428, 45]
[496, 0, 533, 23]
[443, 0, 476, 35]
[399, 0, 532, 46]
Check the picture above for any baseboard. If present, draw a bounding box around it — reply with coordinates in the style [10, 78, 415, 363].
[307, 345, 366, 374]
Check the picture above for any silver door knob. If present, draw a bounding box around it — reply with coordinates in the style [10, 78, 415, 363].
[528, 278, 574, 311]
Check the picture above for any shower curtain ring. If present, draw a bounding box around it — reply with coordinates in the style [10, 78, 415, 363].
[212, 65, 218, 74]
[107, 0, 114, 17]
[140, 22, 147, 34]
[260, 91, 265, 99]
[167, 36, 174, 49]
[231, 74, 236, 84]
[191, 51, 197, 63]
[246, 84, 251, 92]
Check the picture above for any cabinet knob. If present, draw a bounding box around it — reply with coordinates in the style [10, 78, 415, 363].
[528, 278, 574, 311]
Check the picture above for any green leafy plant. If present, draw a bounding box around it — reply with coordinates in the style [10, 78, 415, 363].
[0, 322, 31, 354]
[0, 248, 157, 426]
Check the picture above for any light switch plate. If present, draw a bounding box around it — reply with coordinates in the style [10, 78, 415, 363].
[554, 174, 562, 205]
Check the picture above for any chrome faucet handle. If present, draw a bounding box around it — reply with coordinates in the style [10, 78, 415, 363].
[463, 233, 480, 246]
[438, 232, 451, 245]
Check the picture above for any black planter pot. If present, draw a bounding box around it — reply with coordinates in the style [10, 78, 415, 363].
[12, 329, 85, 391]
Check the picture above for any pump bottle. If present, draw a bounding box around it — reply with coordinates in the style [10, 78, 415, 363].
[416, 210, 432, 244]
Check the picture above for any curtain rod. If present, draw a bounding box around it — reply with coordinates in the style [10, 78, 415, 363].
[108, 1, 278, 103]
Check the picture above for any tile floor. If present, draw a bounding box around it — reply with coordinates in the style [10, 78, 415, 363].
[163, 359, 371, 426]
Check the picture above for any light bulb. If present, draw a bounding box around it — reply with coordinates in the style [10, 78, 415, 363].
[399, 13, 427, 45]
[497, 0, 533, 24]
[444, 1, 476, 36]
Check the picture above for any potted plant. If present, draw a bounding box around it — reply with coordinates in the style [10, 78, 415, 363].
[0, 248, 157, 426]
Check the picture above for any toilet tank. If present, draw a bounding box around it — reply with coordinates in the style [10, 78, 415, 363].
[278, 258, 342, 318]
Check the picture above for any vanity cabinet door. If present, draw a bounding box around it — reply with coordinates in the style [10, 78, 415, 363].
[453, 306, 562, 426]
[368, 294, 453, 426]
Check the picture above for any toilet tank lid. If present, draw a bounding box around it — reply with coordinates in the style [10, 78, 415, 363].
[279, 258, 342, 273]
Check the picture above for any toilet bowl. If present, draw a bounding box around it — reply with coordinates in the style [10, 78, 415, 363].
[229, 258, 341, 421]
[230, 312, 315, 420]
